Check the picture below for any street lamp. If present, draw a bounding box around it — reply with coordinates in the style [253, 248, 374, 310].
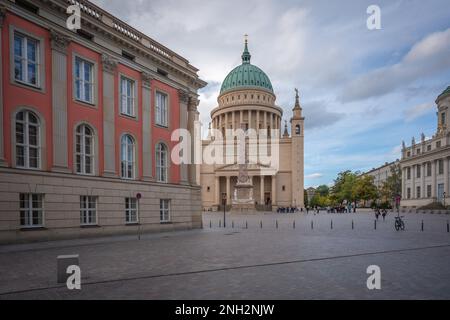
[222, 194, 227, 228]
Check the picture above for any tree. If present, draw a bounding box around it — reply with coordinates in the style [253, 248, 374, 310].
[330, 170, 359, 204]
[380, 163, 402, 206]
[316, 185, 330, 197]
[352, 175, 378, 207]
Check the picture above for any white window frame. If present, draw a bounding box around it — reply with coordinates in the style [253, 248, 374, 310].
[160, 199, 171, 223]
[74, 56, 94, 104]
[125, 197, 139, 224]
[75, 124, 94, 175]
[155, 91, 168, 127]
[156, 142, 168, 183]
[120, 76, 136, 117]
[13, 32, 40, 87]
[15, 110, 40, 169]
[20, 193, 44, 228]
[80, 196, 97, 226]
[121, 134, 135, 179]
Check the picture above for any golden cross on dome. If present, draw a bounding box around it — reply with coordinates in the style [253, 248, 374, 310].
[244, 34, 248, 44]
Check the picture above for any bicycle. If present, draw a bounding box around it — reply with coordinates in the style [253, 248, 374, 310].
[395, 215, 405, 231]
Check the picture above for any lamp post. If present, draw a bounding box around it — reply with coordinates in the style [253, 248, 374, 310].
[222, 194, 227, 228]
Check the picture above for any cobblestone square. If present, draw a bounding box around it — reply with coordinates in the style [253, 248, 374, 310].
[0, 210, 449, 299]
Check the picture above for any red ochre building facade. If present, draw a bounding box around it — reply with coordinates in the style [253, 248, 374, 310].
[0, 0, 207, 243]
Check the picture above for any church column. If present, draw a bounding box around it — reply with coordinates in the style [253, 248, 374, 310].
[260, 175, 265, 204]
[240, 110, 243, 126]
[215, 176, 220, 206]
[248, 110, 252, 129]
[270, 113, 273, 131]
[256, 110, 260, 132]
[226, 176, 231, 204]
[264, 112, 267, 132]
[271, 175, 277, 206]
[411, 164, 416, 198]
[102, 54, 118, 177]
[50, 30, 71, 172]
[232, 111, 235, 130]
[0, 8, 6, 166]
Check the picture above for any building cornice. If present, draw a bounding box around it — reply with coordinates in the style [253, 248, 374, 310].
[400, 145, 450, 165]
[5, 0, 207, 90]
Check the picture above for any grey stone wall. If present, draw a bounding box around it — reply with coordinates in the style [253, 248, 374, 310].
[0, 169, 202, 244]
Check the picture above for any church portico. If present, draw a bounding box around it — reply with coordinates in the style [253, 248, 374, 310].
[200, 37, 305, 213]
[213, 173, 276, 212]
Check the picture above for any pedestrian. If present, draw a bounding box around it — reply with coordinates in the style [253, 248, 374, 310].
[382, 209, 387, 221]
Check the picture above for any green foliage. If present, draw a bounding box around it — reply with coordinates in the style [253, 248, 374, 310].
[329, 170, 378, 206]
[316, 185, 330, 197]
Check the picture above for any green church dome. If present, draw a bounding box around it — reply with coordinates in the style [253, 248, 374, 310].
[220, 39, 273, 95]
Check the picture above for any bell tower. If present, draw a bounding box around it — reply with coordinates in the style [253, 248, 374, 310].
[290, 89, 305, 208]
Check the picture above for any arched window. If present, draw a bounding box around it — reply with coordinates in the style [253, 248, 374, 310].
[75, 124, 94, 174]
[121, 134, 135, 179]
[295, 124, 301, 135]
[15, 110, 40, 169]
[156, 143, 168, 183]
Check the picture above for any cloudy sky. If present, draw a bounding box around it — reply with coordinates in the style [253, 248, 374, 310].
[93, 0, 450, 187]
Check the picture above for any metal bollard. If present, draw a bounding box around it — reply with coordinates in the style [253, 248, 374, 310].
[232, 221, 234, 228]
[374, 219, 377, 230]
[276, 220, 278, 229]
[293, 220, 296, 229]
[219, 220, 221, 228]
[352, 220, 354, 230]
[246, 221, 248, 229]
[331, 220, 333, 229]
[311, 220, 313, 230]
[210, 220, 212, 228]
[260, 220, 263, 229]
[447, 221, 449, 233]
[421, 220, 424, 232]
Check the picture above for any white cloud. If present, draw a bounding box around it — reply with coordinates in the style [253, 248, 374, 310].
[404, 102, 434, 122]
[340, 28, 450, 102]
[305, 173, 323, 179]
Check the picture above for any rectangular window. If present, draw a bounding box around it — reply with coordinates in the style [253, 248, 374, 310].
[407, 188, 411, 199]
[74, 57, 94, 104]
[120, 76, 135, 117]
[427, 145, 431, 151]
[406, 167, 411, 180]
[416, 186, 421, 199]
[125, 197, 138, 224]
[20, 193, 43, 228]
[427, 162, 432, 176]
[80, 196, 97, 225]
[155, 92, 168, 127]
[416, 165, 421, 178]
[160, 199, 171, 223]
[438, 159, 444, 175]
[441, 112, 446, 126]
[14, 32, 39, 87]
[427, 185, 432, 198]
[436, 141, 441, 148]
